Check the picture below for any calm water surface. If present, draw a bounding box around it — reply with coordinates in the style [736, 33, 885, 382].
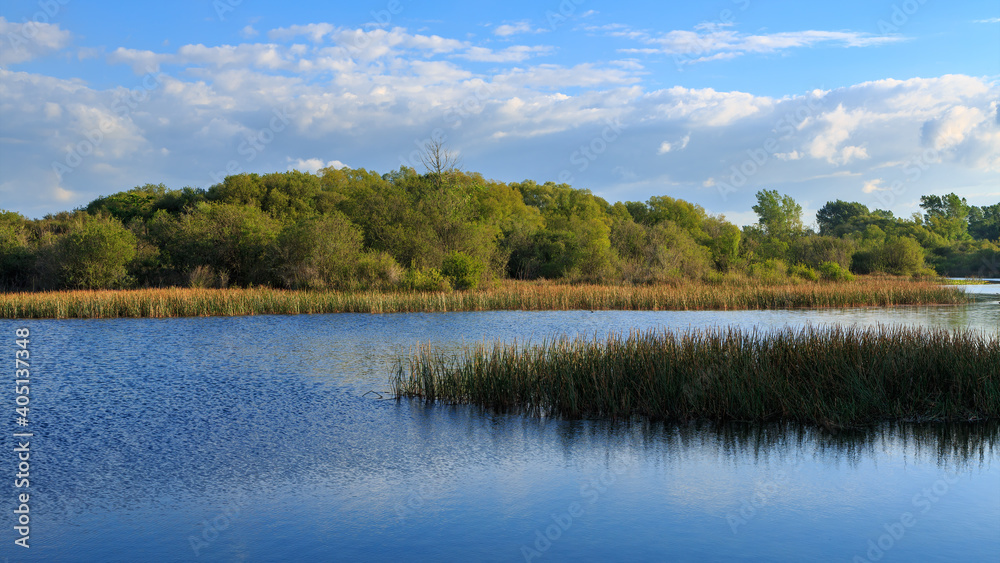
[2, 299, 998, 562]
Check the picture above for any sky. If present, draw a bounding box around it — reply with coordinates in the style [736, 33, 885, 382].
[1, 0, 998, 226]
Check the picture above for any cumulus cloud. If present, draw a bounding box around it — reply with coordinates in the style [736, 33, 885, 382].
[0, 17, 72, 66]
[2, 21, 998, 222]
[921, 106, 985, 150]
[288, 158, 346, 173]
[862, 178, 885, 193]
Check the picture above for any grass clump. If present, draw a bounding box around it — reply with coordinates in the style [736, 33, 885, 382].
[392, 325, 1000, 428]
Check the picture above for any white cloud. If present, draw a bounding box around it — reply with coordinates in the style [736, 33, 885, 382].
[269, 23, 336, 43]
[0, 17, 72, 66]
[921, 106, 985, 150]
[240, 25, 259, 39]
[609, 24, 902, 64]
[288, 158, 346, 173]
[974, 18, 1000, 23]
[458, 45, 553, 63]
[494, 20, 545, 37]
[658, 133, 690, 154]
[862, 178, 884, 193]
[2, 21, 998, 221]
[802, 104, 871, 165]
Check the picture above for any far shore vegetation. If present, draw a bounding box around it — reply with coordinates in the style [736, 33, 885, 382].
[392, 325, 1000, 429]
[0, 277, 971, 319]
[2, 160, 998, 307]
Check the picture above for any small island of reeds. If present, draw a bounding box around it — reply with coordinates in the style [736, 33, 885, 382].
[391, 325, 1000, 429]
[0, 277, 971, 319]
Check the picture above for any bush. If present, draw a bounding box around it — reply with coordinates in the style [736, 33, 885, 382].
[404, 267, 452, 292]
[441, 251, 486, 290]
[852, 236, 925, 276]
[188, 265, 222, 288]
[791, 235, 855, 269]
[353, 251, 403, 290]
[748, 259, 788, 285]
[789, 263, 819, 281]
[818, 261, 855, 282]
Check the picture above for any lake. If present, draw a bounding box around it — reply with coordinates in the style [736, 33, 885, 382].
[3, 290, 998, 562]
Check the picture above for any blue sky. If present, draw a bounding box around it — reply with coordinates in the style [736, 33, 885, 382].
[1, 0, 998, 226]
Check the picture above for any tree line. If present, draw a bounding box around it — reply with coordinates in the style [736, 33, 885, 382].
[1, 166, 998, 291]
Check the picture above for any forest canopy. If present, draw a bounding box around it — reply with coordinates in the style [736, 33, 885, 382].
[2, 166, 998, 291]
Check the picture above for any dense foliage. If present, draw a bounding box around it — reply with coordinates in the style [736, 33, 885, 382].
[2, 166, 997, 291]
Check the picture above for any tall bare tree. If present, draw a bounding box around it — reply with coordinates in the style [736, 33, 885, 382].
[419, 139, 461, 188]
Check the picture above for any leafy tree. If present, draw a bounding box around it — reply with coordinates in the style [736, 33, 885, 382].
[816, 200, 869, 236]
[699, 216, 741, 272]
[968, 204, 1000, 241]
[791, 235, 855, 270]
[57, 215, 137, 289]
[0, 211, 35, 290]
[273, 212, 368, 289]
[852, 236, 926, 276]
[920, 193, 970, 241]
[645, 195, 706, 232]
[86, 184, 168, 225]
[753, 189, 803, 242]
[165, 203, 281, 287]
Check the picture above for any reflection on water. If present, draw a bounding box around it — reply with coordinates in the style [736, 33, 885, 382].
[2, 305, 998, 562]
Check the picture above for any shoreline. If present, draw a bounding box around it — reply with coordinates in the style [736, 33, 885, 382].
[0, 278, 972, 319]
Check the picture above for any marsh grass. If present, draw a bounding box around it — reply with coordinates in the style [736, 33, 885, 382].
[392, 325, 1000, 428]
[0, 278, 970, 319]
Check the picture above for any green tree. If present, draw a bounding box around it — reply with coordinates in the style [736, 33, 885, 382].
[273, 212, 368, 289]
[58, 215, 137, 289]
[920, 193, 970, 241]
[816, 200, 869, 236]
[968, 203, 1000, 241]
[753, 189, 804, 242]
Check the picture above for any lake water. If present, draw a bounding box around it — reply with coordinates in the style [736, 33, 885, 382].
[2, 292, 998, 562]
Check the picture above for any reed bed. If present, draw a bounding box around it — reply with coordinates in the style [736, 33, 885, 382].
[0, 278, 970, 319]
[391, 326, 1000, 428]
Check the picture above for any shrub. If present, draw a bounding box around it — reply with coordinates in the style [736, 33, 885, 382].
[790, 263, 819, 281]
[404, 267, 452, 292]
[354, 251, 404, 290]
[748, 259, 788, 285]
[818, 261, 855, 282]
[441, 251, 486, 290]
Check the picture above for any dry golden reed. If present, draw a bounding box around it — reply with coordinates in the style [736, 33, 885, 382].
[0, 278, 970, 319]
